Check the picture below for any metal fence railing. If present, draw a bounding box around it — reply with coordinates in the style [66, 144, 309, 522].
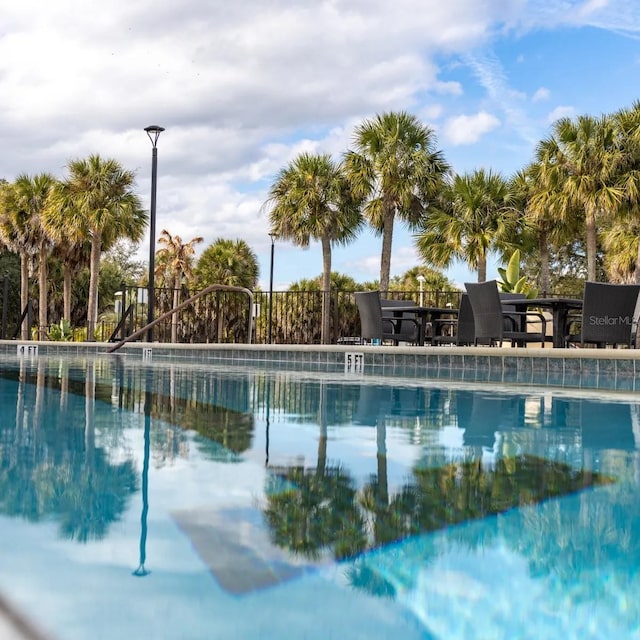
[7, 287, 464, 345]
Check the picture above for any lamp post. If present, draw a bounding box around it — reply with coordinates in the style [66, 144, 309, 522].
[144, 125, 164, 342]
[267, 233, 276, 344]
[417, 274, 425, 307]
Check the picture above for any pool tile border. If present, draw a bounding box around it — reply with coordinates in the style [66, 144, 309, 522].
[1, 341, 639, 392]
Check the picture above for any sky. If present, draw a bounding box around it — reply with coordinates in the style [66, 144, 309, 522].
[1, 0, 639, 291]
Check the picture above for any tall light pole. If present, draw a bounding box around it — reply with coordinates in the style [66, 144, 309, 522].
[267, 233, 276, 344]
[417, 274, 425, 307]
[144, 125, 164, 342]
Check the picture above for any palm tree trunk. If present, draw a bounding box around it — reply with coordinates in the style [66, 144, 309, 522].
[478, 254, 487, 282]
[585, 210, 597, 282]
[539, 229, 551, 295]
[38, 243, 48, 341]
[316, 382, 327, 476]
[86, 231, 102, 341]
[171, 274, 180, 343]
[379, 208, 395, 294]
[20, 253, 29, 340]
[321, 236, 332, 345]
[376, 420, 388, 506]
[63, 262, 72, 322]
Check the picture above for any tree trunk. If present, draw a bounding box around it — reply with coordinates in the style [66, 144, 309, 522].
[171, 273, 180, 343]
[376, 420, 388, 506]
[38, 242, 48, 341]
[379, 207, 395, 294]
[63, 262, 72, 322]
[320, 236, 332, 345]
[478, 254, 487, 282]
[539, 229, 551, 295]
[86, 231, 102, 341]
[585, 210, 597, 282]
[20, 253, 29, 340]
[316, 382, 327, 476]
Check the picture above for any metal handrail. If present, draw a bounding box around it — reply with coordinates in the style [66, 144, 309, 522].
[106, 284, 254, 353]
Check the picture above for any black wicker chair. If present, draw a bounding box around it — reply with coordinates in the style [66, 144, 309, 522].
[464, 280, 547, 347]
[432, 294, 475, 346]
[565, 281, 640, 348]
[355, 291, 420, 345]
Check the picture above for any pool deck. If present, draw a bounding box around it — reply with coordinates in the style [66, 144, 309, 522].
[1, 339, 640, 392]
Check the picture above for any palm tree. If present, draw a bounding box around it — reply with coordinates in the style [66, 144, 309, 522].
[512, 166, 581, 295]
[51, 240, 92, 324]
[265, 152, 362, 344]
[415, 169, 521, 282]
[0, 174, 57, 339]
[611, 101, 640, 282]
[193, 238, 259, 343]
[534, 114, 632, 282]
[194, 237, 259, 288]
[44, 155, 147, 340]
[345, 111, 450, 293]
[155, 230, 203, 342]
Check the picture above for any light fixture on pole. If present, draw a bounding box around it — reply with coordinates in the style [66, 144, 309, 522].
[267, 233, 276, 344]
[417, 274, 425, 307]
[144, 125, 165, 342]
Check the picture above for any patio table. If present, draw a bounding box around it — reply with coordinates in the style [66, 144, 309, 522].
[503, 297, 582, 348]
[381, 305, 458, 346]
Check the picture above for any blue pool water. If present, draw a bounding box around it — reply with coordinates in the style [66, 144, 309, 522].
[1, 354, 640, 639]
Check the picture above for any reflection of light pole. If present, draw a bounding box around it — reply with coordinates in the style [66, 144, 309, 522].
[267, 234, 276, 344]
[265, 379, 271, 467]
[144, 125, 164, 342]
[133, 370, 152, 577]
[417, 274, 425, 306]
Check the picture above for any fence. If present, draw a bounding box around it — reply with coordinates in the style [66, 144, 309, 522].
[8, 286, 463, 345]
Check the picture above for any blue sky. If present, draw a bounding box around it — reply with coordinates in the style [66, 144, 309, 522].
[0, 0, 639, 290]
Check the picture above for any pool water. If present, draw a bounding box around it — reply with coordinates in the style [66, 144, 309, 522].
[0, 354, 639, 639]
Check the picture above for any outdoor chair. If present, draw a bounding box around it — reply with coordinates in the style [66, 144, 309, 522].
[355, 291, 420, 345]
[565, 281, 640, 348]
[432, 294, 475, 346]
[464, 280, 547, 347]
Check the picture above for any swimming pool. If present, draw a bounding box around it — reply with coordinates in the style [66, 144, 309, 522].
[0, 353, 639, 639]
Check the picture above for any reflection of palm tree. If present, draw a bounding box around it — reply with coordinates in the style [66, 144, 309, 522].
[0, 358, 138, 542]
[263, 465, 366, 561]
[351, 454, 615, 598]
[37, 453, 138, 542]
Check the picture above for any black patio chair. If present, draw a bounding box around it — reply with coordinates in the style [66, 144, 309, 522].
[432, 294, 475, 346]
[464, 280, 547, 347]
[565, 281, 640, 348]
[354, 291, 420, 345]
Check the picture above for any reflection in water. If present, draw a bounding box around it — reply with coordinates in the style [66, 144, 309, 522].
[0, 359, 138, 542]
[1, 358, 640, 632]
[133, 370, 152, 577]
[261, 382, 639, 605]
[0, 359, 258, 544]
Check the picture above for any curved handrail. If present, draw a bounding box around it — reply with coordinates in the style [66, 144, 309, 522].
[106, 284, 254, 353]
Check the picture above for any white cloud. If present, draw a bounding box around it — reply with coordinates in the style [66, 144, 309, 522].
[0, 0, 638, 288]
[547, 105, 577, 123]
[532, 87, 551, 102]
[443, 112, 501, 145]
[435, 80, 464, 95]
